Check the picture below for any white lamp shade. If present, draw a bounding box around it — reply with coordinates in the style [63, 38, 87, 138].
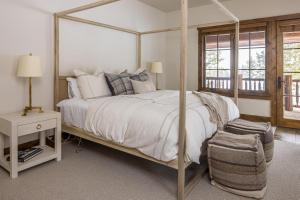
[17, 55, 42, 77]
[150, 62, 163, 74]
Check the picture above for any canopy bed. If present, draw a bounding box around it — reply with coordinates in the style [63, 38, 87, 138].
[53, 1, 240, 200]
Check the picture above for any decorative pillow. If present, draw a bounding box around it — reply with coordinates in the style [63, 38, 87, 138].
[131, 79, 156, 94]
[135, 67, 147, 74]
[130, 70, 149, 81]
[121, 69, 150, 82]
[73, 69, 111, 100]
[105, 73, 134, 96]
[66, 77, 82, 99]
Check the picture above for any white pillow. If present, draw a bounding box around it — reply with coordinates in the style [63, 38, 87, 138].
[66, 77, 82, 99]
[131, 79, 156, 94]
[73, 69, 111, 99]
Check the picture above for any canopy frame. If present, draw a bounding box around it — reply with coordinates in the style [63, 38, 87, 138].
[54, 1, 239, 200]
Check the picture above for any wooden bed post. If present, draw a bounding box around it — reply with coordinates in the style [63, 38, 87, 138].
[54, 14, 60, 110]
[234, 22, 240, 105]
[178, 0, 188, 199]
[56, 0, 120, 16]
[137, 33, 141, 68]
[210, 0, 240, 105]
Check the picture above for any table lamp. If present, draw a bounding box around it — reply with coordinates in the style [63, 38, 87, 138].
[17, 53, 43, 116]
[150, 62, 163, 89]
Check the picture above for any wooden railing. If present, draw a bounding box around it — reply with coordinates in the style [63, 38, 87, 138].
[205, 77, 231, 90]
[284, 76, 300, 110]
[205, 77, 265, 91]
[205, 77, 300, 109]
[286, 79, 300, 108]
[293, 79, 300, 108]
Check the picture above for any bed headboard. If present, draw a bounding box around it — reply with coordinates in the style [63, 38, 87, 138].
[54, 76, 70, 110]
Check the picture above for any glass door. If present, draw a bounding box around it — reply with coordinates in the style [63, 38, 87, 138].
[277, 20, 300, 128]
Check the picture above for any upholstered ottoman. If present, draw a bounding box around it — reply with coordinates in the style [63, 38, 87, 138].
[208, 131, 267, 199]
[225, 119, 274, 163]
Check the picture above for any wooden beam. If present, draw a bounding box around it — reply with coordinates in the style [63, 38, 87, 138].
[210, 0, 239, 105]
[136, 34, 141, 67]
[59, 15, 139, 35]
[210, 0, 239, 22]
[268, 21, 277, 125]
[234, 22, 240, 105]
[62, 124, 193, 170]
[56, 0, 120, 16]
[140, 20, 235, 35]
[178, 0, 188, 199]
[184, 162, 208, 198]
[54, 14, 60, 111]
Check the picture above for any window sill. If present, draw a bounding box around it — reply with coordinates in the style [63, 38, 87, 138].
[198, 88, 271, 100]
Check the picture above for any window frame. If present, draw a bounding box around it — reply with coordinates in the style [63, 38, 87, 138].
[198, 22, 271, 99]
[203, 33, 234, 92]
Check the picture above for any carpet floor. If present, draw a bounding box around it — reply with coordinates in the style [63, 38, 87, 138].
[0, 140, 299, 200]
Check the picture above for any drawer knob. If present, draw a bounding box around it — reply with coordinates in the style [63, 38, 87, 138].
[36, 124, 42, 130]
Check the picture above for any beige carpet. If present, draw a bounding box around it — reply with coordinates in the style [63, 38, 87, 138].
[0, 140, 299, 200]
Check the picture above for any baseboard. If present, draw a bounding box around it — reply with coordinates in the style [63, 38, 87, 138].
[240, 114, 271, 123]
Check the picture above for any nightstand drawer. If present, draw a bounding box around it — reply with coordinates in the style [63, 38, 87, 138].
[18, 119, 57, 136]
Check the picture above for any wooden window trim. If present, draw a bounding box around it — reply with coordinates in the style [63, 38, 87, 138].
[197, 12, 300, 125]
[198, 21, 271, 99]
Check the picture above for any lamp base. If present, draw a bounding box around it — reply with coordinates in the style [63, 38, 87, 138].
[22, 106, 43, 116]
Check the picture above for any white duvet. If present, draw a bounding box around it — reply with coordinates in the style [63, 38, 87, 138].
[84, 90, 239, 163]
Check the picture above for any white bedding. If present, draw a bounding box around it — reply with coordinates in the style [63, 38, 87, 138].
[59, 90, 239, 163]
[57, 98, 91, 129]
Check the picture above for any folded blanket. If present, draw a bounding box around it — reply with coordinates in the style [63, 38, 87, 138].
[226, 119, 270, 132]
[193, 91, 229, 129]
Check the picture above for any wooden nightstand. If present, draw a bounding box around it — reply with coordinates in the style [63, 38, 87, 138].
[0, 111, 61, 178]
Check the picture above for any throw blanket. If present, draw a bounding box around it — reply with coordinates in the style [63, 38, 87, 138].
[193, 91, 229, 129]
[84, 90, 239, 163]
[226, 119, 271, 132]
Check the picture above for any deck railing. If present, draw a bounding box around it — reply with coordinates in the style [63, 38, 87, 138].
[205, 77, 300, 109]
[293, 79, 300, 108]
[205, 77, 265, 91]
[289, 79, 300, 108]
[284, 76, 300, 110]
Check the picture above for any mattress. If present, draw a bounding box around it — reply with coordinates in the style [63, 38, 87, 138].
[57, 90, 240, 163]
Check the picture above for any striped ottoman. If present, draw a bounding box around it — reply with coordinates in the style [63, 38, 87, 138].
[225, 119, 274, 164]
[208, 131, 267, 199]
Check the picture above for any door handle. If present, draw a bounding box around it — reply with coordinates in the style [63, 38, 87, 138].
[277, 76, 285, 89]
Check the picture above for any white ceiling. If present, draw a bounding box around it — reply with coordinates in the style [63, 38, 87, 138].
[139, 0, 230, 12]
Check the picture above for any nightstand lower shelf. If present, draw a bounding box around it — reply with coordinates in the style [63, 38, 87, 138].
[1, 145, 57, 174]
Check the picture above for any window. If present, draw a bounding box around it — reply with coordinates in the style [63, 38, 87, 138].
[205, 34, 231, 90]
[283, 32, 300, 108]
[200, 26, 268, 96]
[239, 31, 266, 91]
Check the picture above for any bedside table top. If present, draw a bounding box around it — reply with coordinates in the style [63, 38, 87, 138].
[0, 110, 61, 125]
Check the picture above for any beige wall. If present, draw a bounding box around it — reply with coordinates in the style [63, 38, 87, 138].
[0, 0, 166, 115]
[165, 0, 300, 117]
